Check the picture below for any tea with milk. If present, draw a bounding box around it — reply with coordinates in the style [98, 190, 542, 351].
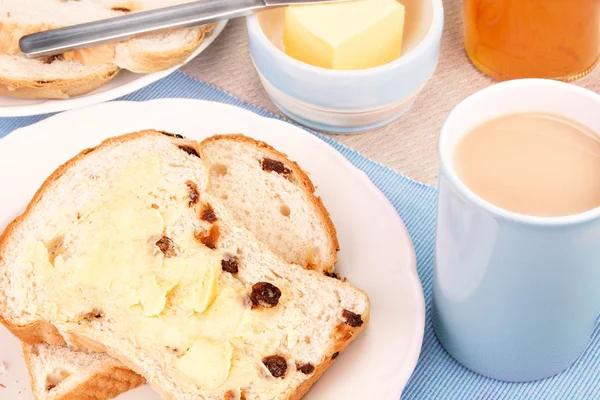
[454, 112, 600, 217]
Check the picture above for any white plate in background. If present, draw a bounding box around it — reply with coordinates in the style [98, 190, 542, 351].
[0, 99, 425, 399]
[0, 21, 227, 118]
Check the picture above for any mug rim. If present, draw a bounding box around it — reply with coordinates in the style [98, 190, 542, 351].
[438, 78, 600, 227]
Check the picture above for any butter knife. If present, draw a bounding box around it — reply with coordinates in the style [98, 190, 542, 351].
[19, 0, 349, 58]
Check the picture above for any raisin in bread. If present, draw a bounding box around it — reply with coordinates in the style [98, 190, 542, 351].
[23, 342, 146, 400]
[0, 130, 369, 400]
[21, 133, 341, 400]
[0, 0, 216, 99]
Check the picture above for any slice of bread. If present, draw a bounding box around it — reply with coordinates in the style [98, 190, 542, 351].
[0, 0, 216, 99]
[0, 55, 120, 100]
[201, 135, 339, 274]
[21, 133, 341, 399]
[0, 131, 369, 400]
[114, 24, 216, 73]
[23, 342, 146, 400]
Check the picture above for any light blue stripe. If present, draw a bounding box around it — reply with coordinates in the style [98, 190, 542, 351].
[1, 71, 599, 399]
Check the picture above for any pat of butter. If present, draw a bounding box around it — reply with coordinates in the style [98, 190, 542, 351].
[188, 259, 221, 314]
[137, 276, 170, 317]
[176, 338, 233, 389]
[283, 0, 405, 70]
[162, 256, 222, 316]
[136, 285, 247, 351]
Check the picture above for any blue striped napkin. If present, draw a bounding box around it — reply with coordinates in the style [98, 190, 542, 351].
[1, 71, 599, 400]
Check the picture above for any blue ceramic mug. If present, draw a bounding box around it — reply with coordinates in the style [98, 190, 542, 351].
[433, 79, 600, 382]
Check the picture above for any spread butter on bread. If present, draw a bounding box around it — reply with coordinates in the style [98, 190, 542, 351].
[0, 131, 369, 400]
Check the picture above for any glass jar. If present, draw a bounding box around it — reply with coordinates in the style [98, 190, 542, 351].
[464, 0, 600, 81]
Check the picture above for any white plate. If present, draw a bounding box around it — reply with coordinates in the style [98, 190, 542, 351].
[0, 21, 227, 118]
[0, 99, 425, 399]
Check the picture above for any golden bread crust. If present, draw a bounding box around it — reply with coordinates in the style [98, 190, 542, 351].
[22, 344, 147, 400]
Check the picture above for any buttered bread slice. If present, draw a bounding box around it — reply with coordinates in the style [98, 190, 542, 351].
[21, 133, 341, 400]
[0, 131, 369, 400]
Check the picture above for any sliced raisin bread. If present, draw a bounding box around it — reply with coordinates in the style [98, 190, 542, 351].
[0, 0, 216, 99]
[0, 54, 121, 100]
[23, 342, 146, 400]
[21, 133, 341, 400]
[201, 135, 339, 274]
[0, 131, 369, 400]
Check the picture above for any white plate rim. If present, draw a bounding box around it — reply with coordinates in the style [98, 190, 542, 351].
[0, 98, 425, 398]
[0, 21, 227, 118]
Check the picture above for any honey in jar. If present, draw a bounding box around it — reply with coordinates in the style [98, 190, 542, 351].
[464, 0, 600, 81]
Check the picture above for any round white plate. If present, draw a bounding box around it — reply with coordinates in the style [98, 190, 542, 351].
[0, 21, 227, 118]
[0, 99, 425, 399]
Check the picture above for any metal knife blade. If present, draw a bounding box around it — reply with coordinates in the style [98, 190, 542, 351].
[19, 0, 350, 59]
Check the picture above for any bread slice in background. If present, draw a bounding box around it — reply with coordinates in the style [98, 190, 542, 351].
[201, 135, 339, 274]
[114, 24, 217, 73]
[0, 0, 217, 99]
[0, 55, 120, 100]
[23, 343, 146, 400]
[1, 131, 368, 399]
[20, 133, 341, 399]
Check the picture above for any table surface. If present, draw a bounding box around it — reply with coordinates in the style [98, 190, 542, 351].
[183, 0, 600, 186]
